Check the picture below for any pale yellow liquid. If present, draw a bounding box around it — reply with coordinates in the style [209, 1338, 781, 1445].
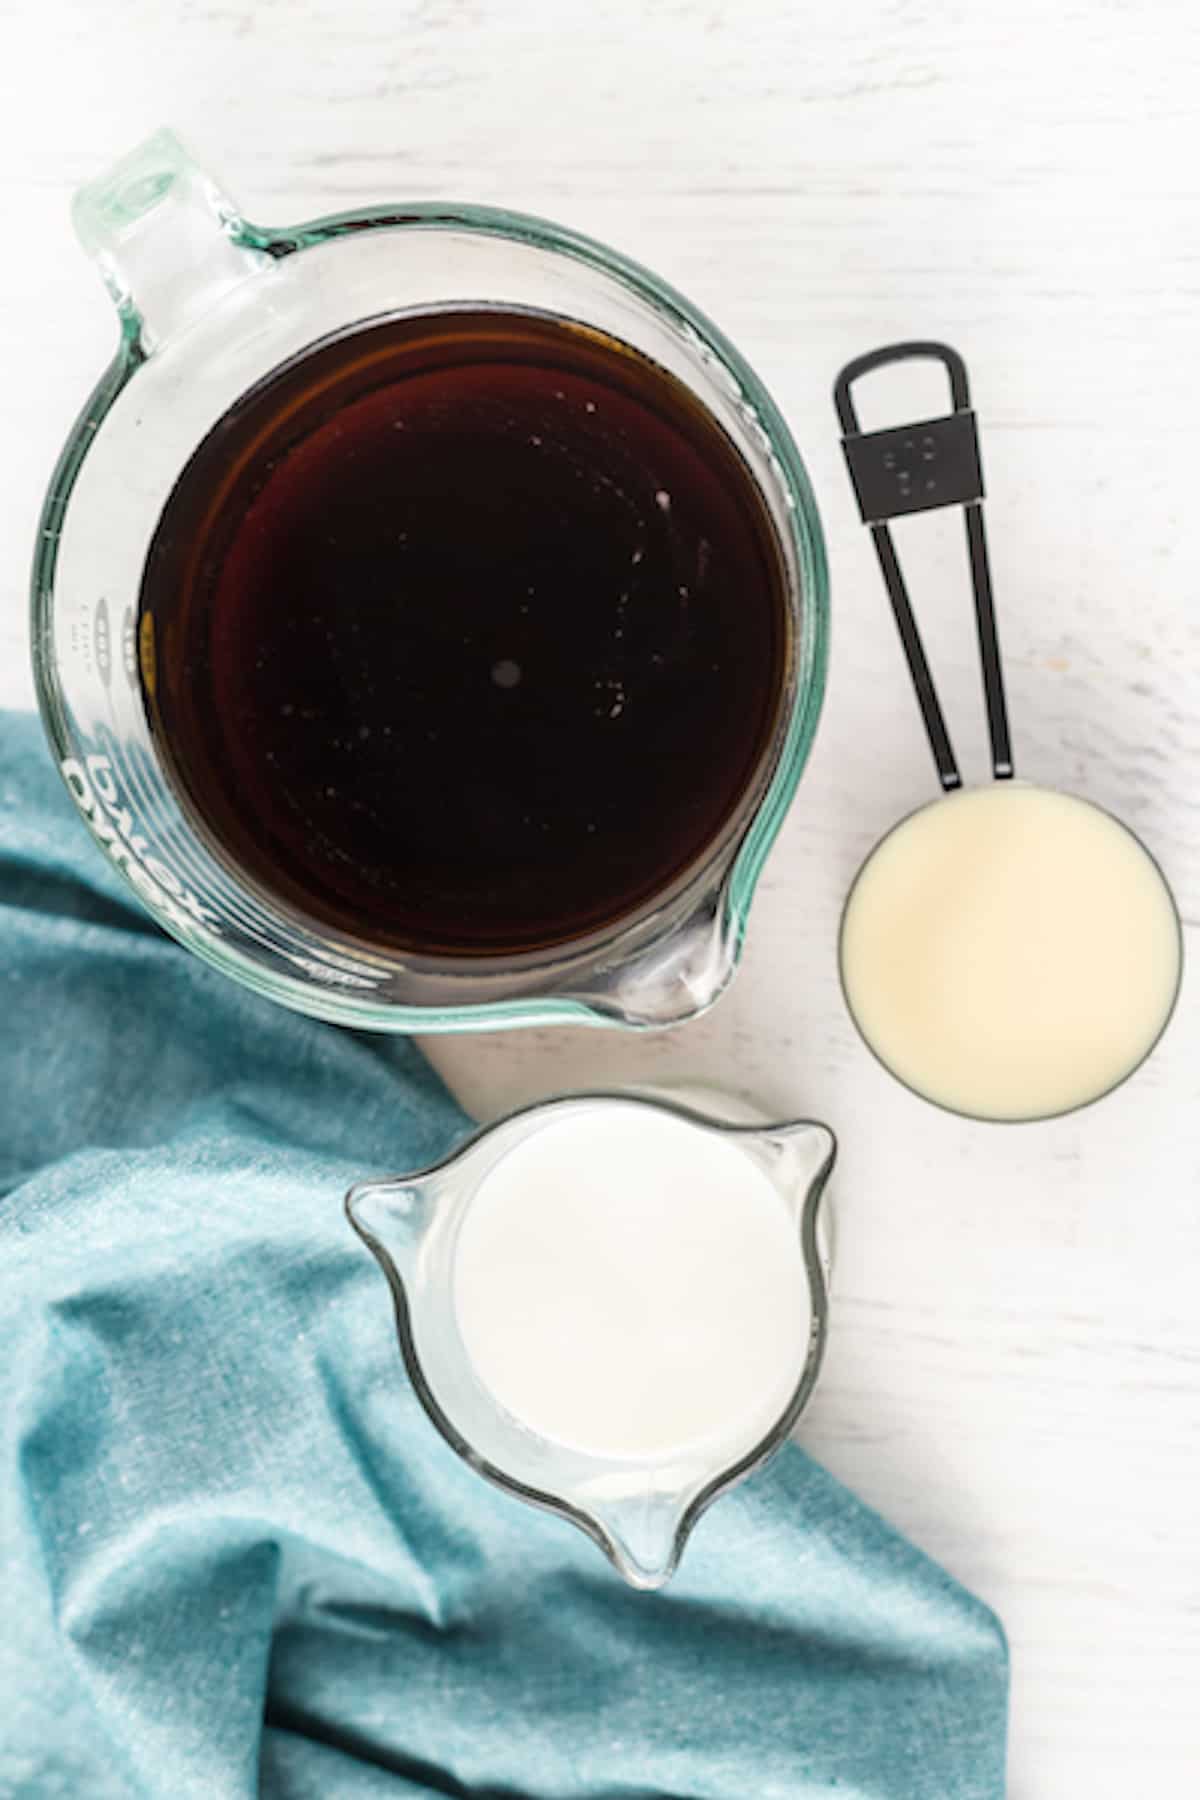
[840, 783, 1181, 1121]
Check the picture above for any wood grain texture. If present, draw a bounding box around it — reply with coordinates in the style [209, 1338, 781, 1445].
[1, 1, 1198, 1791]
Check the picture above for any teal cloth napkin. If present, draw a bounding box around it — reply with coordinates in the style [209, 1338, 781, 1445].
[0, 711, 1008, 1799]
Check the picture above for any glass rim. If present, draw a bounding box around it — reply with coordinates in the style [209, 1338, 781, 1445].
[32, 197, 829, 1033]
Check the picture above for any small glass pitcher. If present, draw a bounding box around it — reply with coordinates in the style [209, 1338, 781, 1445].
[346, 1090, 836, 1588]
[32, 130, 828, 1033]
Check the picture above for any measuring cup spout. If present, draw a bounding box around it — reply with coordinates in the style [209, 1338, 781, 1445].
[575, 888, 737, 1029]
[345, 1175, 438, 1281]
[590, 1487, 690, 1590]
[759, 1121, 836, 1225]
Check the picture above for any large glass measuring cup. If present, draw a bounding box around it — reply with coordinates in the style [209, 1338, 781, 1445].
[32, 130, 828, 1033]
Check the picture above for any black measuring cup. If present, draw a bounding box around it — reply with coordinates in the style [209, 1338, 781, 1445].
[833, 343, 1182, 1123]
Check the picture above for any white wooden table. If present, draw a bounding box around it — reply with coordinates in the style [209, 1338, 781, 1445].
[3, 3, 1197, 1792]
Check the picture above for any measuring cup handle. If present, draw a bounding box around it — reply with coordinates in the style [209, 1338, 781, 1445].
[71, 128, 270, 355]
[834, 340, 971, 435]
[834, 340, 1013, 788]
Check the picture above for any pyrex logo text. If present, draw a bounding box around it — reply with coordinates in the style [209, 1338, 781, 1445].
[60, 754, 221, 933]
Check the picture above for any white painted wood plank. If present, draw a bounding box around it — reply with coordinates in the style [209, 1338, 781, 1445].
[2, 1, 1197, 1790]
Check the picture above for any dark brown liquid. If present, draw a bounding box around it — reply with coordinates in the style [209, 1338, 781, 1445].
[140, 309, 788, 955]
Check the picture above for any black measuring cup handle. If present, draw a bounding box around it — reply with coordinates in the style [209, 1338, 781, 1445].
[834, 341, 1013, 790]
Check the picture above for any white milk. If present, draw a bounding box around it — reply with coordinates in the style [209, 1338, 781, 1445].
[840, 783, 1181, 1121]
[451, 1104, 811, 1461]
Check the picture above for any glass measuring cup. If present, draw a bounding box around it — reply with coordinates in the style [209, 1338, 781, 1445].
[346, 1091, 835, 1589]
[31, 130, 828, 1033]
[834, 343, 1183, 1121]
